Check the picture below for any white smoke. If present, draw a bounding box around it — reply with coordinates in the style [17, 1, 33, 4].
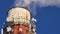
[14, 0, 60, 16]
[14, 0, 30, 6]
[15, 0, 60, 7]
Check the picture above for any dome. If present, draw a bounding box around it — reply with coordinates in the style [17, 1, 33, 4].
[7, 7, 30, 24]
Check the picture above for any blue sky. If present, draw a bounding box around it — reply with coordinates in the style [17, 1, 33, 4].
[0, 0, 60, 34]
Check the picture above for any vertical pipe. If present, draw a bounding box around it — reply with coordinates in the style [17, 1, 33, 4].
[1, 28, 3, 34]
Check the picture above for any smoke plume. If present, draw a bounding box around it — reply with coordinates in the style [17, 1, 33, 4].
[14, 0, 60, 17]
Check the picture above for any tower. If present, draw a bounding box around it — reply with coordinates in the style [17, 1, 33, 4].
[1, 6, 36, 34]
